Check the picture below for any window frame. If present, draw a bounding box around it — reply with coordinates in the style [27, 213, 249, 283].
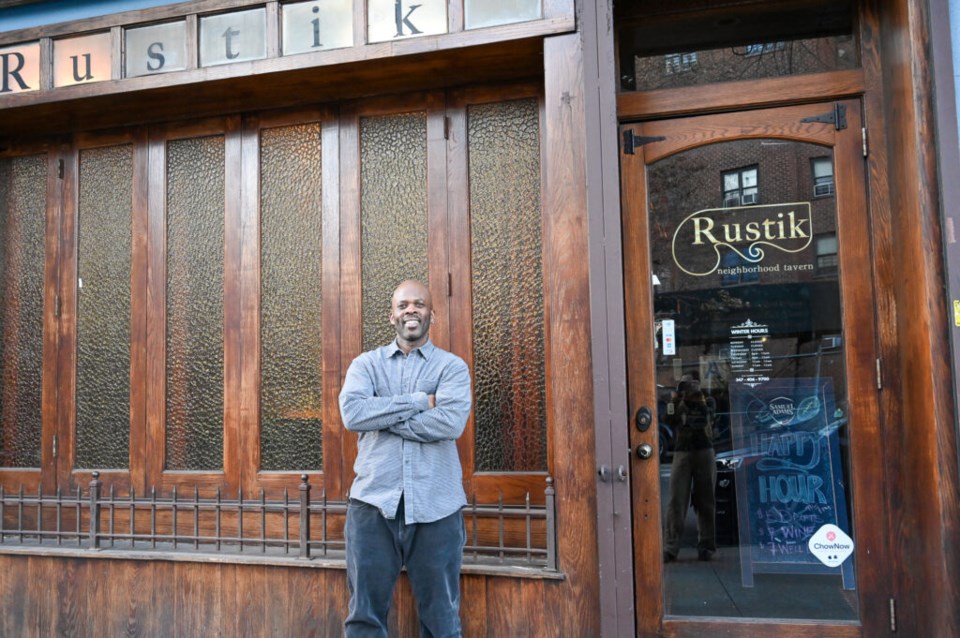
[721, 164, 759, 207]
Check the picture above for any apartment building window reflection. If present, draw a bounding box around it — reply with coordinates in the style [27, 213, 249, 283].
[812, 156, 835, 197]
[722, 165, 758, 206]
[742, 41, 786, 56]
[665, 52, 698, 75]
[816, 233, 839, 276]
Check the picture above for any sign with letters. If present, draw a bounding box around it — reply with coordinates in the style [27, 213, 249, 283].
[730, 377, 855, 590]
[54, 32, 112, 87]
[367, 0, 447, 43]
[672, 202, 814, 277]
[126, 21, 188, 77]
[200, 8, 267, 67]
[0, 1, 548, 94]
[0, 42, 39, 93]
[282, 0, 354, 55]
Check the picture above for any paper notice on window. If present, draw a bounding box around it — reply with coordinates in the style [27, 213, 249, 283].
[662, 319, 676, 355]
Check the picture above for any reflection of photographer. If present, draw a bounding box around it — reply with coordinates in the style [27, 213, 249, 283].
[663, 372, 718, 562]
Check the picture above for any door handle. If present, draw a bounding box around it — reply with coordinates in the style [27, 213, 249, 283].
[635, 406, 652, 432]
[635, 443, 654, 460]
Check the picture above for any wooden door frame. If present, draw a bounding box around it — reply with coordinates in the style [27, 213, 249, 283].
[618, 100, 888, 637]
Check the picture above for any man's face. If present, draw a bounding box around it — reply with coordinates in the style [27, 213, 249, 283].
[389, 281, 434, 349]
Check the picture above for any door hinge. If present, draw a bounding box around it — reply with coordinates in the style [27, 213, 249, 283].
[57, 159, 64, 179]
[889, 597, 897, 632]
[443, 116, 450, 140]
[862, 127, 869, 157]
[622, 129, 665, 155]
[801, 103, 848, 130]
[52, 434, 58, 459]
[876, 358, 883, 390]
[54, 294, 62, 318]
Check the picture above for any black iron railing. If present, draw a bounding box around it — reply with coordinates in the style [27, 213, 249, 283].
[0, 474, 557, 571]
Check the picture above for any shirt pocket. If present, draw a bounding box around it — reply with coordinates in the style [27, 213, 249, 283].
[415, 376, 440, 395]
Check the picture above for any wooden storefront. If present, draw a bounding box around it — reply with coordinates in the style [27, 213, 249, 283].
[0, 0, 957, 636]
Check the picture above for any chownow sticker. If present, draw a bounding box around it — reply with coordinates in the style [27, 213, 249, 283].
[807, 524, 854, 568]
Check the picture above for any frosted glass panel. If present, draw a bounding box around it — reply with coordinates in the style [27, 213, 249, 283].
[76, 145, 132, 470]
[360, 113, 428, 352]
[469, 99, 546, 472]
[465, 0, 541, 29]
[260, 123, 323, 471]
[0, 154, 45, 468]
[165, 136, 224, 471]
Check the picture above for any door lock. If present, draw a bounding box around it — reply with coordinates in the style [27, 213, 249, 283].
[635, 406, 652, 432]
[635, 443, 654, 460]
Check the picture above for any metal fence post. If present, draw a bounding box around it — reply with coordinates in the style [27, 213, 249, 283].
[89, 472, 101, 550]
[299, 474, 311, 559]
[545, 476, 557, 571]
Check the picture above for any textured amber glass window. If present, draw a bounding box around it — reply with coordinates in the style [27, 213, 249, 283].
[469, 99, 546, 472]
[260, 124, 323, 471]
[76, 145, 132, 469]
[360, 113, 428, 351]
[0, 155, 45, 468]
[165, 136, 224, 471]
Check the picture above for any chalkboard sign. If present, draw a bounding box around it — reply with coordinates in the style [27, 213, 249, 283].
[730, 377, 855, 589]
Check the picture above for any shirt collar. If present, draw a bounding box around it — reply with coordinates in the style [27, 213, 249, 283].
[384, 339, 434, 359]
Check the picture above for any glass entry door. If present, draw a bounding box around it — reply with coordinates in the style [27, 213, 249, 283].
[621, 102, 887, 635]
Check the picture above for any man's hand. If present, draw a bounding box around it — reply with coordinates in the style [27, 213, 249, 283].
[428, 394, 436, 409]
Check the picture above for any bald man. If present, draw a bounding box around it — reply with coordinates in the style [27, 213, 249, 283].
[339, 280, 472, 638]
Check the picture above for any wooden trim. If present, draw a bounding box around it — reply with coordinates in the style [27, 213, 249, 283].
[634, 104, 840, 164]
[264, 2, 280, 60]
[426, 92, 450, 353]
[542, 32, 601, 635]
[223, 115, 242, 495]
[185, 14, 198, 72]
[866, 0, 960, 633]
[321, 110, 343, 499]
[619, 120, 662, 634]
[130, 128, 149, 494]
[47, 144, 67, 493]
[55, 144, 80, 489]
[39, 38, 52, 91]
[144, 128, 165, 487]
[661, 618, 861, 638]
[832, 99, 888, 637]
[110, 26, 122, 80]
[337, 102, 361, 497]
[445, 90, 472, 482]
[237, 112, 260, 496]
[471, 474, 549, 504]
[617, 69, 866, 121]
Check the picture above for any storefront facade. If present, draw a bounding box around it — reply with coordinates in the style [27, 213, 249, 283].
[0, 0, 956, 636]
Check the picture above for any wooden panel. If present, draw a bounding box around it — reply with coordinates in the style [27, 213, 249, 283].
[460, 574, 488, 637]
[236, 564, 268, 637]
[0, 554, 580, 634]
[617, 69, 865, 121]
[663, 619, 861, 637]
[238, 114, 262, 496]
[337, 103, 361, 495]
[868, 0, 960, 634]
[321, 111, 344, 500]
[287, 565, 326, 637]
[619, 120, 663, 634]
[175, 561, 222, 636]
[542, 32, 601, 635]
